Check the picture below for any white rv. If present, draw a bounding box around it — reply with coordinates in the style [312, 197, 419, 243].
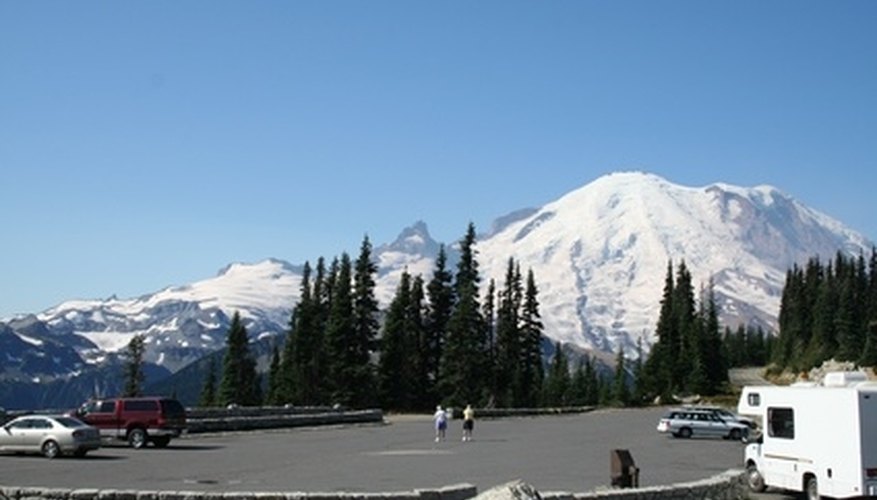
[737, 371, 877, 500]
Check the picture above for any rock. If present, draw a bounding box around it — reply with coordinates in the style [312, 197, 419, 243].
[473, 480, 542, 500]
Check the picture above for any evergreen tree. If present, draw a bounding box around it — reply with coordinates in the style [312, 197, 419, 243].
[494, 258, 522, 406]
[612, 344, 629, 406]
[567, 359, 589, 406]
[630, 337, 645, 406]
[641, 261, 675, 399]
[218, 312, 260, 406]
[517, 268, 544, 407]
[325, 253, 358, 406]
[266, 344, 282, 405]
[123, 334, 146, 397]
[702, 281, 728, 393]
[482, 278, 497, 404]
[379, 270, 417, 410]
[861, 321, 877, 367]
[543, 341, 570, 406]
[583, 356, 599, 406]
[673, 261, 697, 392]
[423, 245, 454, 407]
[836, 275, 859, 361]
[440, 223, 487, 406]
[351, 236, 380, 407]
[198, 357, 218, 407]
[408, 275, 428, 409]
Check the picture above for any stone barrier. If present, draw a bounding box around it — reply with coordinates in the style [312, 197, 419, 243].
[541, 469, 747, 500]
[0, 483, 478, 500]
[185, 408, 384, 434]
[0, 470, 746, 500]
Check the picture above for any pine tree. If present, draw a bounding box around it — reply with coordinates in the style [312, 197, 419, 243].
[482, 278, 497, 404]
[325, 253, 357, 406]
[423, 245, 454, 408]
[198, 357, 218, 407]
[543, 341, 570, 407]
[266, 344, 282, 405]
[494, 258, 521, 406]
[379, 270, 416, 410]
[408, 275, 428, 410]
[641, 261, 675, 400]
[673, 261, 697, 392]
[351, 236, 379, 407]
[518, 268, 544, 407]
[702, 281, 728, 394]
[218, 311, 260, 406]
[440, 223, 487, 407]
[861, 321, 877, 367]
[568, 359, 589, 406]
[630, 337, 645, 406]
[612, 344, 629, 406]
[123, 334, 146, 397]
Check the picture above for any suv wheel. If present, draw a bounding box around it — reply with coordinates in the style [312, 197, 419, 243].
[128, 428, 147, 449]
[678, 427, 692, 439]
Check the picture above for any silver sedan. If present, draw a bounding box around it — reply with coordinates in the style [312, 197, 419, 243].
[0, 415, 101, 458]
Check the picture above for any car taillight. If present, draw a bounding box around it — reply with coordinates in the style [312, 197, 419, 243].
[866, 468, 877, 478]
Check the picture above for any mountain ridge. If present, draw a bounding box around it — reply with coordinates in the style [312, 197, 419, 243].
[1, 171, 872, 409]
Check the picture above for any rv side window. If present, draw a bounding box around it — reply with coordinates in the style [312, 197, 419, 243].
[768, 407, 794, 439]
[747, 393, 760, 406]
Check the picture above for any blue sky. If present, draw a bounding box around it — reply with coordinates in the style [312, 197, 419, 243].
[2, 1, 875, 318]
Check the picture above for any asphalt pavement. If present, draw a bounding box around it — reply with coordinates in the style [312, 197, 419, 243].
[1, 407, 750, 495]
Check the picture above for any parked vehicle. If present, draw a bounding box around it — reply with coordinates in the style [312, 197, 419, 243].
[656, 408, 749, 441]
[682, 405, 757, 429]
[73, 397, 187, 449]
[0, 415, 101, 458]
[738, 371, 877, 500]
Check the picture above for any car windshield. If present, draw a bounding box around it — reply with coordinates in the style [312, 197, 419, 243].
[53, 416, 86, 428]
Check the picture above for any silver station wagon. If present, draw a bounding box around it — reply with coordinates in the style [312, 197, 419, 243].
[656, 408, 750, 441]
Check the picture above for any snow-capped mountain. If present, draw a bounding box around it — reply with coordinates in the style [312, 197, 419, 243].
[1, 172, 872, 409]
[476, 172, 870, 354]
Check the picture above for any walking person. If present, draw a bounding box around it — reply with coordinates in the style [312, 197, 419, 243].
[462, 404, 475, 441]
[433, 405, 448, 442]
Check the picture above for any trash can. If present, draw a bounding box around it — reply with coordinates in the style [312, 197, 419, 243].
[610, 449, 639, 488]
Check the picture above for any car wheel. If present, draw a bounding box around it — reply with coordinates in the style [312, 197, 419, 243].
[73, 449, 88, 458]
[128, 428, 147, 449]
[746, 463, 766, 493]
[729, 428, 742, 441]
[152, 436, 170, 448]
[42, 440, 61, 459]
[806, 475, 820, 500]
[679, 427, 692, 439]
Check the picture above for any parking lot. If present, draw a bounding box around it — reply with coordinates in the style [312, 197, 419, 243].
[0, 407, 755, 494]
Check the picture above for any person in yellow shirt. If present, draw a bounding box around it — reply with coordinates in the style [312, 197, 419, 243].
[462, 404, 475, 441]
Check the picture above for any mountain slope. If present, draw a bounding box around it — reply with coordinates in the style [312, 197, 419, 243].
[476, 172, 871, 354]
[1, 171, 872, 409]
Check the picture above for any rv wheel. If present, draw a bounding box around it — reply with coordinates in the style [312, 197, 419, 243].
[746, 464, 766, 493]
[805, 476, 820, 500]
